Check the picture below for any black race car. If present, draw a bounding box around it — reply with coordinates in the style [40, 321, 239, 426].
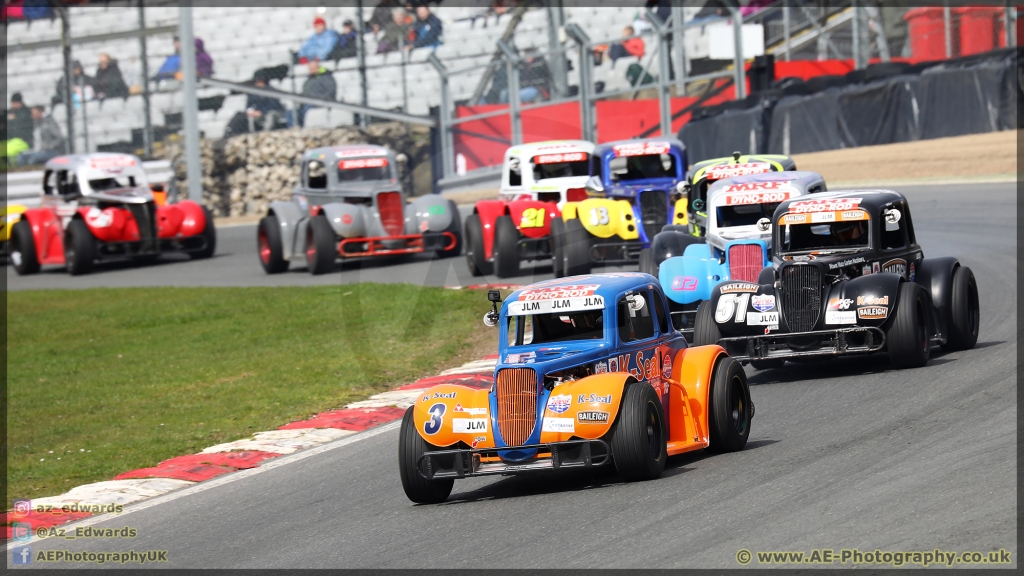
[693, 190, 980, 370]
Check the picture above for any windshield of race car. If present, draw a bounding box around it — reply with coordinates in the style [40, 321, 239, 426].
[88, 175, 138, 190]
[716, 202, 783, 228]
[609, 153, 677, 182]
[507, 311, 604, 346]
[782, 220, 870, 252]
[531, 154, 589, 181]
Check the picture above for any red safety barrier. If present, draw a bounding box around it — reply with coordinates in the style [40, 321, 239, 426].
[957, 6, 1004, 56]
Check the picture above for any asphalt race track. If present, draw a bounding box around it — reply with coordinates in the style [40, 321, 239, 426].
[12, 182, 1018, 568]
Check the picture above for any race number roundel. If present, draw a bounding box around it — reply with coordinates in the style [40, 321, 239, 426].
[424, 403, 446, 435]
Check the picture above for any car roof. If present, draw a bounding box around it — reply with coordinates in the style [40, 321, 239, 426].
[506, 273, 655, 304]
[304, 145, 393, 160]
[44, 153, 141, 171]
[690, 154, 796, 182]
[506, 140, 595, 157]
[594, 137, 685, 158]
[775, 189, 906, 214]
[708, 170, 825, 200]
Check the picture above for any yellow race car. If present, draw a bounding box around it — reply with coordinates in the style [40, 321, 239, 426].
[2, 204, 27, 259]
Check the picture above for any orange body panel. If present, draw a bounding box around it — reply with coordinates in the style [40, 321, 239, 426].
[538, 373, 630, 443]
[665, 345, 725, 455]
[413, 385, 495, 449]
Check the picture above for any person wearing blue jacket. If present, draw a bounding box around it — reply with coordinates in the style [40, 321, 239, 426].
[298, 15, 340, 63]
[408, 4, 443, 50]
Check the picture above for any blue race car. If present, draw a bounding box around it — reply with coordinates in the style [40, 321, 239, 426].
[552, 139, 689, 276]
[648, 171, 828, 338]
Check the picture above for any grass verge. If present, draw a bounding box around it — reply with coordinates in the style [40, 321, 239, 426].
[6, 284, 497, 503]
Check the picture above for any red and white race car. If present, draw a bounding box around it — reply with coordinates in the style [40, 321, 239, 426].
[9, 153, 215, 276]
[464, 140, 595, 278]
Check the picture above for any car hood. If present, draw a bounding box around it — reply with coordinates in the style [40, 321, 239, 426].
[498, 342, 611, 373]
[605, 179, 679, 197]
[776, 249, 873, 272]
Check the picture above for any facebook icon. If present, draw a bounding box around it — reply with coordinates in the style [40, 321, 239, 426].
[12, 546, 32, 565]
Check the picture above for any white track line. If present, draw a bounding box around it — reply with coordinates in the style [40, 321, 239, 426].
[5, 420, 400, 550]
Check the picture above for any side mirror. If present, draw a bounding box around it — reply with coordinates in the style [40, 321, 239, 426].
[884, 208, 901, 231]
[756, 217, 771, 232]
[584, 175, 604, 196]
[483, 290, 502, 327]
[674, 181, 689, 195]
[151, 183, 165, 192]
[692, 198, 705, 212]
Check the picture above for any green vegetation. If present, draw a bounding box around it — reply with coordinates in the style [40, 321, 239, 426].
[6, 284, 495, 503]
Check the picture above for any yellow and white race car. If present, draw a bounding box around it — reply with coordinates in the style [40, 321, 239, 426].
[1, 204, 27, 259]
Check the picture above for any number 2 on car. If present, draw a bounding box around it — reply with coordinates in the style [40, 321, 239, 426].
[519, 208, 546, 228]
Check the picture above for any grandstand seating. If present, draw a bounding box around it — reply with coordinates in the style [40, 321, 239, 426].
[5, 3, 644, 151]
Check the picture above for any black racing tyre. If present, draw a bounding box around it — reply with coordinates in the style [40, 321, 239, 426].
[660, 224, 689, 233]
[887, 282, 930, 368]
[64, 218, 96, 276]
[437, 201, 463, 258]
[190, 206, 217, 260]
[942, 266, 980, 351]
[562, 217, 592, 276]
[692, 301, 722, 347]
[707, 356, 752, 453]
[549, 216, 565, 278]
[10, 219, 40, 275]
[305, 215, 337, 275]
[750, 359, 785, 371]
[398, 406, 455, 504]
[492, 215, 520, 278]
[609, 379, 667, 482]
[464, 213, 492, 276]
[638, 247, 657, 277]
[257, 214, 289, 274]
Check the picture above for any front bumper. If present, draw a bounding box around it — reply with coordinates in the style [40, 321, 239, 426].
[416, 439, 610, 480]
[338, 231, 456, 258]
[717, 326, 887, 362]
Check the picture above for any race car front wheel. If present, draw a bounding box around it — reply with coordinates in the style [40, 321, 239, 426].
[562, 217, 592, 277]
[65, 218, 96, 276]
[692, 301, 722, 347]
[257, 214, 289, 274]
[941, 265, 979, 351]
[437, 200, 463, 259]
[398, 406, 455, 504]
[609, 379, 666, 482]
[550, 217, 565, 277]
[464, 213, 492, 276]
[189, 206, 217, 260]
[707, 356, 752, 453]
[492, 215, 520, 279]
[638, 248, 656, 277]
[305, 215, 336, 275]
[10, 220, 40, 275]
[887, 282, 930, 369]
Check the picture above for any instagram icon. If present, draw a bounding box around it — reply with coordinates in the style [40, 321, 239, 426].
[12, 499, 31, 517]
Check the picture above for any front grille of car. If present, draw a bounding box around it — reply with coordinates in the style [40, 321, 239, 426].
[496, 368, 537, 448]
[376, 191, 404, 237]
[780, 265, 821, 332]
[728, 244, 764, 283]
[127, 202, 157, 252]
[638, 190, 667, 235]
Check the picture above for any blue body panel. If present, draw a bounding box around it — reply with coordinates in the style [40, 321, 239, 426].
[660, 239, 770, 305]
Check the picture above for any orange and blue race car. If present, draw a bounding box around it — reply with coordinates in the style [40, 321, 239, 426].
[398, 273, 754, 503]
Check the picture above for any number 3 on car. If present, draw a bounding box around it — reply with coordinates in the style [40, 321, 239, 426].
[398, 273, 754, 504]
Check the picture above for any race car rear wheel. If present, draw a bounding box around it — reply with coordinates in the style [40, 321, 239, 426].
[464, 213, 492, 276]
[398, 406, 455, 504]
[549, 216, 565, 277]
[638, 247, 656, 277]
[562, 217, 592, 276]
[693, 301, 722, 347]
[257, 214, 289, 274]
[941, 265, 979, 351]
[707, 356, 752, 453]
[10, 219, 40, 275]
[305, 215, 336, 275]
[887, 282, 930, 368]
[65, 218, 96, 276]
[189, 206, 217, 260]
[609, 379, 667, 482]
[492, 215, 520, 279]
[437, 200, 463, 258]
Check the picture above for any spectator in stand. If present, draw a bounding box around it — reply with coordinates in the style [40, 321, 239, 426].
[94, 53, 130, 102]
[17, 106, 66, 166]
[195, 38, 214, 77]
[377, 7, 411, 54]
[297, 59, 337, 127]
[7, 93, 34, 149]
[368, 0, 397, 36]
[407, 3, 443, 50]
[298, 15, 340, 63]
[611, 25, 646, 62]
[336, 19, 358, 59]
[153, 37, 213, 82]
[224, 73, 285, 137]
[53, 60, 94, 106]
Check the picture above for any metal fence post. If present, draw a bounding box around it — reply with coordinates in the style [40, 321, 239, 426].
[944, 4, 952, 58]
[59, 7, 75, 154]
[546, 0, 568, 99]
[866, 6, 891, 62]
[852, 1, 861, 68]
[138, 1, 153, 157]
[672, 0, 687, 95]
[783, 6, 791, 61]
[428, 54, 454, 180]
[178, 5, 203, 203]
[79, 75, 89, 152]
[1006, 6, 1016, 47]
[648, 9, 672, 137]
[497, 40, 522, 146]
[564, 23, 594, 142]
[356, 0, 368, 128]
[730, 8, 746, 100]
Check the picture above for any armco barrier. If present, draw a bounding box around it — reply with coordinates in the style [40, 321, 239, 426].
[2, 160, 173, 208]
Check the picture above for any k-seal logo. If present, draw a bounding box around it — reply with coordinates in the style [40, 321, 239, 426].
[577, 411, 610, 424]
